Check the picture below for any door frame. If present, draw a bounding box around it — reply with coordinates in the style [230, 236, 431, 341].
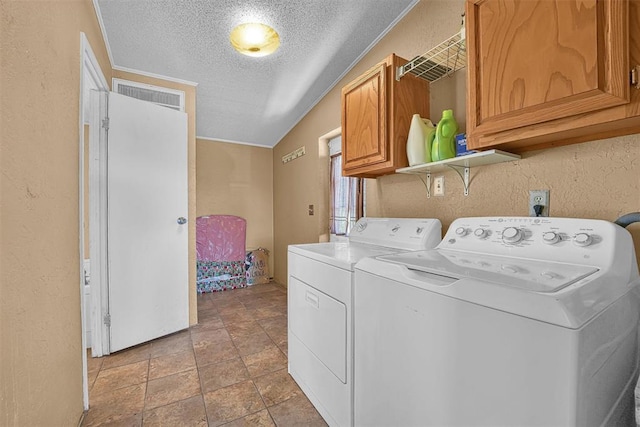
[79, 32, 109, 410]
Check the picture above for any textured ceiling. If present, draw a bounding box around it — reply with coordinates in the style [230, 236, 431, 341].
[95, 0, 419, 147]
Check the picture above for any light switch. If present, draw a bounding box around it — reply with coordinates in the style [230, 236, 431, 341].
[434, 176, 445, 196]
[308, 205, 314, 215]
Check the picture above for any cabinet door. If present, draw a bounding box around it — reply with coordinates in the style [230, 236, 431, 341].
[341, 61, 388, 175]
[467, 0, 629, 149]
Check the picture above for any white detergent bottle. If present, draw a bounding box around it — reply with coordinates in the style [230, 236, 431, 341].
[406, 114, 435, 166]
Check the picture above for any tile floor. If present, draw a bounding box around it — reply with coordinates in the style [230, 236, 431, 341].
[82, 282, 328, 426]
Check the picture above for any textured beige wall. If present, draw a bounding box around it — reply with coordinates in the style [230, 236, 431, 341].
[196, 139, 274, 276]
[273, 105, 338, 283]
[368, 136, 640, 251]
[0, 0, 112, 425]
[273, 0, 466, 283]
[112, 70, 198, 325]
[273, 0, 640, 284]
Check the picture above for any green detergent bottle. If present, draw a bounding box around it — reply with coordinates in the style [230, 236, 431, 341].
[431, 109, 458, 162]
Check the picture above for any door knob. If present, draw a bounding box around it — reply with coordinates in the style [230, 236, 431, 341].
[177, 217, 187, 225]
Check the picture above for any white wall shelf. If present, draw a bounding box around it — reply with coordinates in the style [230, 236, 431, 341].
[396, 149, 521, 197]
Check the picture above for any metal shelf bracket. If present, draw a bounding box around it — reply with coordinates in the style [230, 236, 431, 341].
[446, 165, 470, 196]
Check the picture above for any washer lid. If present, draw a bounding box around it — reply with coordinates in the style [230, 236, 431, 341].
[379, 249, 599, 293]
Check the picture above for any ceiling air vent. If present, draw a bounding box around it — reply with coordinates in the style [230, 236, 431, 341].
[112, 78, 185, 112]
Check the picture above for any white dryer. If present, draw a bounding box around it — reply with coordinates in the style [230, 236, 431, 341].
[288, 217, 442, 427]
[354, 216, 640, 427]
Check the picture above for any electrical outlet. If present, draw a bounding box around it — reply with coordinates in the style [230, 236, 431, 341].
[529, 190, 550, 217]
[434, 176, 445, 196]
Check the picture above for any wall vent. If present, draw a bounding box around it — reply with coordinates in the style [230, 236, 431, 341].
[112, 78, 185, 112]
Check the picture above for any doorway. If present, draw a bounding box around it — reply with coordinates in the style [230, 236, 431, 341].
[79, 32, 109, 410]
[79, 33, 191, 411]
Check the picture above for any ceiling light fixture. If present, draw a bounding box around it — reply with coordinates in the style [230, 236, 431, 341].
[230, 23, 280, 57]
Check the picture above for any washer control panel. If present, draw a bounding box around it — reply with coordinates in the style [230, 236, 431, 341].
[439, 217, 619, 266]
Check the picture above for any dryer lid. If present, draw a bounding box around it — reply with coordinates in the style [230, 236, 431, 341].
[289, 241, 407, 271]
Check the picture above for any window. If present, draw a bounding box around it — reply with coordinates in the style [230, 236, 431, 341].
[329, 135, 363, 236]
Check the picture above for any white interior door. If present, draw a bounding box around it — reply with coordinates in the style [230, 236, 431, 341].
[107, 92, 189, 353]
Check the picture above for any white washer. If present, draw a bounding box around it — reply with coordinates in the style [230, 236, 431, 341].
[354, 217, 640, 427]
[288, 217, 442, 427]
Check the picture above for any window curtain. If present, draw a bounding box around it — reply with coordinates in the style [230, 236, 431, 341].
[330, 153, 361, 235]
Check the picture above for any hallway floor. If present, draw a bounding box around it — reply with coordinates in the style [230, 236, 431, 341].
[82, 282, 327, 426]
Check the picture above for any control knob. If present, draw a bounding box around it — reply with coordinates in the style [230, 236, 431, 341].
[573, 233, 593, 247]
[455, 227, 468, 237]
[502, 227, 523, 244]
[542, 232, 560, 245]
[473, 228, 488, 238]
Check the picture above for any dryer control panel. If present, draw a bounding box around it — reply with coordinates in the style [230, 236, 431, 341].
[439, 217, 631, 269]
[349, 217, 442, 250]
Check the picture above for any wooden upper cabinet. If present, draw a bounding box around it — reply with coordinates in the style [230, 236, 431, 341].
[466, 0, 631, 151]
[341, 54, 430, 177]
